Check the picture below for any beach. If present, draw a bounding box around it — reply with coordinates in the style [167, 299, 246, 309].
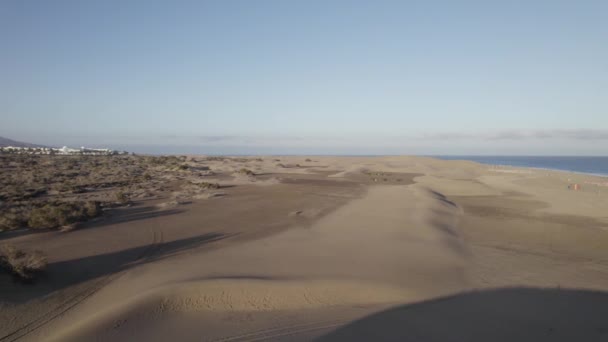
[2, 156, 608, 341]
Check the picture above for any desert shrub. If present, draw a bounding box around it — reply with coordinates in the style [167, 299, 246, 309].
[84, 201, 102, 217]
[198, 182, 220, 189]
[27, 201, 103, 229]
[115, 191, 130, 204]
[0, 244, 47, 280]
[54, 182, 76, 193]
[238, 168, 255, 176]
[23, 187, 47, 199]
[146, 156, 180, 166]
[28, 203, 83, 229]
[178, 164, 189, 170]
[205, 156, 226, 161]
[0, 207, 29, 231]
[1, 185, 47, 202]
[305, 158, 312, 162]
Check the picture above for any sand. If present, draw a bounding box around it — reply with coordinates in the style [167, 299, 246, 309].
[1, 156, 608, 341]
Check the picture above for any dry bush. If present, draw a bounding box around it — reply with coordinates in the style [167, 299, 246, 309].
[198, 182, 220, 189]
[0, 244, 47, 280]
[115, 191, 130, 204]
[237, 168, 255, 176]
[0, 207, 29, 231]
[28, 201, 102, 229]
[28, 203, 80, 229]
[84, 201, 102, 217]
[205, 156, 226, 161]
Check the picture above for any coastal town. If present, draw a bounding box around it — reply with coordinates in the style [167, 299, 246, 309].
[0, 145, 129, 156]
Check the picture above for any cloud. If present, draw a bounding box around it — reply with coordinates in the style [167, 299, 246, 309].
[145, 134, 334, 147]
[534, 129, 608, 140]
[420, 129, 608, 141]
[196, 135, 242, 143]
[418, 132, 475, 140]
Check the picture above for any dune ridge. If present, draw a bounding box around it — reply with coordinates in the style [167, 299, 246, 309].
[45, 181, 467, 341]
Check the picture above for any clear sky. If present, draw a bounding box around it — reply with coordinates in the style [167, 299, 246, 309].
[1, 0, 607, 155]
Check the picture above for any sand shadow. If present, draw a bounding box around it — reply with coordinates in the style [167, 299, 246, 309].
[0, 233, 231, 304]
[317, 287, 608, 342]
[79, 205, 185, 230]
[218, 185, 237, 189]
[0, 205, 184, 240]
[0, 228, 34, 241]
[427, 189, 458, 208]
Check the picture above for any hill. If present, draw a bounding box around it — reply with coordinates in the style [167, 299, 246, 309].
[0, 136, 46, 148]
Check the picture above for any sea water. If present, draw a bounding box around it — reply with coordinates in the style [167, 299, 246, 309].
[434, 156, 608, 177]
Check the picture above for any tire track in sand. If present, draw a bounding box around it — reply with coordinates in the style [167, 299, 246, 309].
[0, 231, 164, 342]
[211, 319, 349, 342]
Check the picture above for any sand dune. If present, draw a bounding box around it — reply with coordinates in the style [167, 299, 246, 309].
[46, 183, 468, 340]
[2, 156, 608, 341]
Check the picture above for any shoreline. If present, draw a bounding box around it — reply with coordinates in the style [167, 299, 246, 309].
[431, 156, 608, 179]
[487, 164, 608, 179]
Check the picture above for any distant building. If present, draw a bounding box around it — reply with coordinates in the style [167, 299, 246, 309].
[0, 146, 128, 156]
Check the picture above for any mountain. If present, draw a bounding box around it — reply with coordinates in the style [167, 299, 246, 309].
[0, 136, 46, 148]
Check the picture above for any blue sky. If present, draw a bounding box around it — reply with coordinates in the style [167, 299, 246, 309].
[1, 0, 607, 155]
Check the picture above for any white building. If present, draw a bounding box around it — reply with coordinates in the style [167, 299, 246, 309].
[0, 146, 128, 156]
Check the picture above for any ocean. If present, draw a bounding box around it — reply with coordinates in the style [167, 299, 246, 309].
[434, 156, 608, 177]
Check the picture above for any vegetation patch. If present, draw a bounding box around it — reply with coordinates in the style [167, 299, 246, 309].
[0, 207, 29, 232]
[198, 182, 221, 189]
[114, 191, 130, 204]
[28, 201, 102, 229]
[237, 168, 255, 176]
[0, 244, 47, 281]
